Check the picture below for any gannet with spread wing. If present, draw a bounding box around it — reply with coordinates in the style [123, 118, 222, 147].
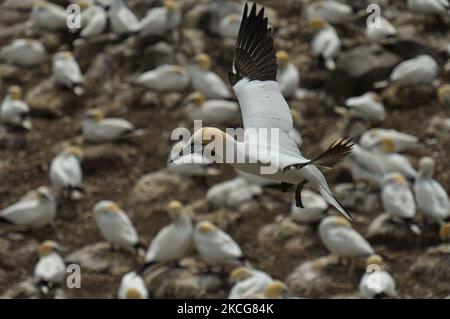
[172, 3, 354, 220]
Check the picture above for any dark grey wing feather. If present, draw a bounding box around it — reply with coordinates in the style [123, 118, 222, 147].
[312, 137, 355, 169]
[228, 3, 277, 85]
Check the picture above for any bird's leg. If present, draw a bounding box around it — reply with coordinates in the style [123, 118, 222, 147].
[295, 179, 309, 208]
[281, 182, 293, 192]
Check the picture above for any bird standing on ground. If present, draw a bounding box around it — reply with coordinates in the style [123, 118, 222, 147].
[0, 39, 46, 67]
[344, 92, 385, 123]
[228, 266, 272, 299]
[31, 0, 67, 31]
[134, 64, 190, 92]
[173, 4, 354, 219]
[306, 0, 353, 24]
[52, 51, 85, 96]
[359, 254, 397, 299]
[118, 271, 148, 299]
[110, 0, 140, 35]
[276, 50, 300, 100]
[0, 86, 32, 130]
[366, 17, 396, 43]
[139, 0, 182, 38]
[77, 0, 108, 38]
[308, 16, 341, 70]
[34, 240, 66, 295]
[183, 91, 239, 124]
[381, 173, 416, 221]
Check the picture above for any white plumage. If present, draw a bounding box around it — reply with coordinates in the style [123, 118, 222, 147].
[359, 265, 396, 299]
[407, 0, 450, 14]
[381, 173, 416, 219]
[206, 177, 263, 208]
[290, 190, 328, 223]
[1, 39, 46, 67]
[118, 271, 148, 299]
[32, 1, 68, 31]
[310, 20, 341, 70]
[219, 13, 241, 39]
[306, 0, 353, 24]
[34, 241, 66, 290]
[80, 5, 107, 38]
[360, 128, 419, 152]
[366, 17, 396, 43]
[110, 0, 140, 34]
[135, 65, 190, 92]
[228, 267, 272, 299]
[139, 1, 182, 37]
[0, 86, 31, 129]
[276, 51, 300, 99]
[389, 55, 439, 85]
[49, 147, 83, 199]
[52, 52, 84, 95]
[344, 92, 385, 122]
[183, 92, 239, 124]
[168, 140, 217, 177]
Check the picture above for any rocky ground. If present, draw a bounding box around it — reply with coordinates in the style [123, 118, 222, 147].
[0, 0, 450, 298]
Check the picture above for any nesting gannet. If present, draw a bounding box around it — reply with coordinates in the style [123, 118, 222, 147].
[32, 0, 68, 31]
[0, 86, 32, 130]
[168, 140, 218, 177]
[219, 13, 241, 39]
[93, 201, 145, 255]
[376, 55, 439, 88]
[414, 157, 449, 226]
[319, 216, 374, 258]
[118, 271, 148, 299]
[143, 201, 193, 267]
[263, 281, 293, 299]
[407, 0, 450, 14]
[276, 51, 300, 100]
[50, 146, 83, 200]
[139, 0, 182, 38]
[0, 39, 46, 67]
[366, 17, 396, 43]
[188, 53, 231, 99]
[228, 266, 272, 299]
[206, 177, 263, 208]
[360, 128, 419, 153]
[110, 0, 140, 35]
[381, 173, 416, 220]
[359, 255, 396, 299]
[306, 0, 353, 24]
[438, 84, 450, 107]
[34, 240, 66, 294]
[134, 65, 190, 92]
[290, 189, 328, 223]
[76, 0, 107, 38]
[346, 144, 384, 186]
[172, 4, 354, 220]
[308, 16, 341, 70]
[52, 51, 85, 96]
[81, 108, 141, 143]
[183, 92, 239, 124]
[344, 92, 385, 122]
[0, 186, 56, 228]
[194, 221, 243, 264]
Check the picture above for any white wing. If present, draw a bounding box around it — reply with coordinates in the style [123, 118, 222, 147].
[326, 226, 374, 257]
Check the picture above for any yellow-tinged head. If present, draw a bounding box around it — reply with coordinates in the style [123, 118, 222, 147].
[75, 0, 91, 10]
[229, 267, 253, 283]
[38, 240, 61, 257]
[265, 281, 288, 299]
[187, 92, 206, 107]
[167, 200, 183, 219]
[419, 156, 435, 176]
[438, 84, 450, 107]
[36, 186, 51, 200]
[35, 0, 48, 9]
[197, 221, 216, 234]
[333, 216, 352, 227]
[276, 50, 290, 66]
[439, 223, 450, 242]
[164, 0, 177, 12]
[308, 16, 326, 32]
[107, 201, 121, 213]
[61, 51, 74, 60]
[393, 173, 407, 185]
[8, 85, 22, 100]
[173, 65, 186, 75]
[86, 108, 105, 122]
[369, 92, 383, 103]
[366, 254, 383, 267]
[194, 53, 212, 70]
[380, 137, 395, 153]
[125, 287, 142, 299]
[65, 146, 84, 159]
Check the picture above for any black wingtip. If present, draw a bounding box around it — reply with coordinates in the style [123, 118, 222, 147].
[229, 2, 277, 85]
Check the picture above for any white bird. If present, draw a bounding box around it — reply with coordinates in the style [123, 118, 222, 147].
[183, 92, 239, 124]
[346, 144, 384, 186]
[344, 92, 385, 122]
[290, 189, 328, 223]
[77, 0, 107, 38]
[31, 0, 68, 31]
[308, 16, 341, 70]
[360, 128, 419, 152]
[258, 280, 293, 299]
[228, 266, 272, 299]
[52, 51, 85, 96]
[276, 51, 300, 100]
[49, 146, 83, 200]
[139, 0, 182, 38]
[438, 84, 450, 107]
[319, 215, 374, 258]
[34, 240, 66, 294]
[134, 65, 190, 92]
[381, 173, 416, 220]
[414, 157, 449, 224]
[206, 177, 263, 208]
[366, 17, 396, 43]
[172, 4, 354, 220]
[143, 201, 193, 266]
[118, 271, 148, 299]
[110, 0, 140, 35]
[188, 53, 231, 99]
[0, 86, 32, 130]
[81, 108, 141, 143]
[407, 0, 450, 14]
[0, 186, 56, 229]
[93, 200, 145, 255]
[219, 13, 241, 39]
[168, 140, 218, 177]
[194, 221, 243, 264]
[306, 0, 353, 24]
[359, 254, 397, 299]
[0, 39, 46, 67]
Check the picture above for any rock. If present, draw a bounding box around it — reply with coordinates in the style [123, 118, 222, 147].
[287, 255, 358, 298]
[82, 145, 131, 174]
[65, 242, 136, 275]
[382, 83, 436, 109]
[382, 39, 440, 61]
[0, 278, 39, 299]
[326, 45, 401, 101]
[131, 170, 191, 204]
